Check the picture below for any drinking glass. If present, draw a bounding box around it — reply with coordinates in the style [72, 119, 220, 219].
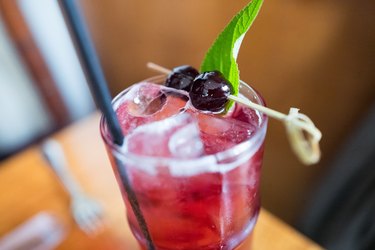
[100, 76, 268, 250]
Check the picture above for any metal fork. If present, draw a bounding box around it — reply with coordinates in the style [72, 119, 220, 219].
[41, 138, 103, 235]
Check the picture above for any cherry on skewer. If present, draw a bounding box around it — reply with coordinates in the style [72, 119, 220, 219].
[189, 71, 232, 113]
[165, 65, 199, 92]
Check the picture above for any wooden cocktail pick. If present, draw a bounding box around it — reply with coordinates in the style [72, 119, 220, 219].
[147, 62, 322, 165]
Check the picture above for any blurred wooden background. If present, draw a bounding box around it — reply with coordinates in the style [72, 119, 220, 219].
[78, 0, 375, 226]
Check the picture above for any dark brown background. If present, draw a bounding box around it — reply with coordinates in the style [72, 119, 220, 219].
[78, 0, 375, 226]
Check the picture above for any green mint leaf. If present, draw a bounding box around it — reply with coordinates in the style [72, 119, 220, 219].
[200, 0, 263, 108]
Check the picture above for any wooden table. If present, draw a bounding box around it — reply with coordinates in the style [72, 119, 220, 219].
[0, 113, 322, 250]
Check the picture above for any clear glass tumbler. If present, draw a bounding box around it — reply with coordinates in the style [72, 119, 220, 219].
[100, 76, 268, 250]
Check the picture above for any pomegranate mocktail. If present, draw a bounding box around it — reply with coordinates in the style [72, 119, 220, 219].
[100, 76, 268, 250]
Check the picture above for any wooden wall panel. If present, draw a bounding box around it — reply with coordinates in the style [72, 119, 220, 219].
[78, 0, 375, 225]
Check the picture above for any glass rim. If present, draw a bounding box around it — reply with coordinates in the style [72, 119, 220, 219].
[100, 75, 268, 172]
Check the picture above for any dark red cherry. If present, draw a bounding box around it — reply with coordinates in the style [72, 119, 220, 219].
[165, 65, 199, 92]
[189, 71, 233, 112]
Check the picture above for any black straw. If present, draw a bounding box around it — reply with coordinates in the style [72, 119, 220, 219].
[59, 0, 122, 145]
[59, 1, 154, 249]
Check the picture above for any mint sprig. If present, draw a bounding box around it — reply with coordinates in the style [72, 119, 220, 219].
[200, 0, 263, 109]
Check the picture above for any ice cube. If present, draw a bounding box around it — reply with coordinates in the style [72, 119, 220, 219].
[124, 83, 165, 116]
[196, 112, 252, 155]
[125, 113, 204, 159]
[115, 83, 188, 134]
[169, 122, 204, 159]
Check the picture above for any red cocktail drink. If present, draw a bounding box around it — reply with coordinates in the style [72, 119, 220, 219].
[100, 76, 267, 250]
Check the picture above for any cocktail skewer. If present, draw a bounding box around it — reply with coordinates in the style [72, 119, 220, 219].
[147, 62, 322, 165]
